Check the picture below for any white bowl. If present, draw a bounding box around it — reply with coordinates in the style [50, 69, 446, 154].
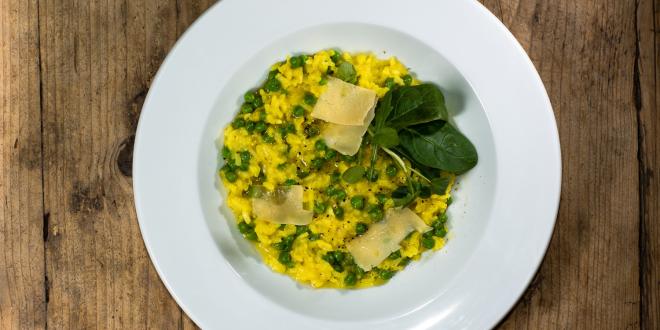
[133, 0, 561, 329]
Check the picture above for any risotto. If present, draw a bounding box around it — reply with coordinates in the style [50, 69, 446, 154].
[219, 49, 476, 288]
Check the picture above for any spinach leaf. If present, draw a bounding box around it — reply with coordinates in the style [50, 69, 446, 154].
[335, 62, 357, 84]
[399, 121, 478, 174]
[416, 84, 448, 122]
[373, 89, 393, 129]
[391, 185, 418, 207]
[430, 177, 451, 195]
[385, 84, 448, 128]
[372, 127, 399, 148]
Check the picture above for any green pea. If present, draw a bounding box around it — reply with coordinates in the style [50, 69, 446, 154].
[304, 125, 320, 137]
[295, 225, 308, 236]
[311, 158, 325, 170]
[283, 179, 297, 186]
[421, 233, 435, 249]
[308, 232, 321, 241]
[237, 221, 251, 234]
[265, 77, 281, 92]
[388, 250, 401, 260]
[278, 252, 293, 267]
[330, 171, 341, 184]
[245, 121, 256, 133]
[332, 251, 345, 263]
[254, 121, 267, 133]
[285, 123, 296, 133]
[263, 135, 275, 144]
[399, 257, 412, 267]
[241, 103, 254, 113]
[292, 105, 305, 118]
[268, 70, 278, 80]
[290, 56, 304, 68]
[342, 154, 357, 163]
[245, 231, 258, 241]
[384, 77, 396, 89]
[322, 252, 336, 265]
[252, 95, 264, 108]
[304, 92, 317, 106]
[222, 146, 231, 159]
[277, 126, 288, 138]
[225, 171, 238, 182]
[355, 222, 368, 235]
[333, 206, 344, 219]
[330, 49, 342, 63]
[386, 164, 398, 177]
[434, 226, 447, 238]
[222, 160, 237, 172]
[343, 166, 366, 183]
[402, 74, 413, 86]
[319, 76, 328, 85]
[244, 91, 256, 103]
[296, 169, 310, 179]
[324, 149, 337, 160]
[344, 272, 357, 286]
[368, 205, 384, 221]
[379, 269, 395, 280]
[332, 263, 345, 273]
[438, 213, 448, 224]
[351, 196, 365, 210]
[275, 235, 295, 251]
[325, 186, 338, 196]
[238, 162, 249, 171]
[376, 193, 388, 204]
[334, 189, 347, 200]
[315, 139, 328, 151]
[314, 201, 327, 215]
[232, 118, 246, 128]
[239, 151, 251, 163]
[446, 196, 453, 205]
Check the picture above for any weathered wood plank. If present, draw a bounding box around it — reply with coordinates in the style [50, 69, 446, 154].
[479, 1, 642, 329]
[39, 0, 181, 327]
[637, 0, 659, 328]
[0, 0, 46, 329]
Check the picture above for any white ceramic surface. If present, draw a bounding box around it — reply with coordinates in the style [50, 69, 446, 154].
[133, 0, 561, 329]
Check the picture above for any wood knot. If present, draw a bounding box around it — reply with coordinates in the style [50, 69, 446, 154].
[117, 135, 135, 177]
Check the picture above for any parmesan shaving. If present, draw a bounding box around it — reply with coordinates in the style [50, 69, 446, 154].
[346, 208, 430, 271]
[311, 77, 377, 126]
[320, 106, 375, 156]
[251, 185, 312, 225]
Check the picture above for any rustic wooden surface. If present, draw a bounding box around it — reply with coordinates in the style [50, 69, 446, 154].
[0, 0, 657, 329]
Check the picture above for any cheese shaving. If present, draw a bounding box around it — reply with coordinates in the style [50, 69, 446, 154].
[311, 77, 377, 126]
[251, 185, 313, 225]
[320, 106, 375, 156]
[346, 208, 430, 271]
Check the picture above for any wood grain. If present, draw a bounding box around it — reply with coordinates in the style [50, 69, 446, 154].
[480, 0, 643, 329]
[38, 0, 192, 328]
[637, 0, 660, 328]
[0, 0, 45, 329]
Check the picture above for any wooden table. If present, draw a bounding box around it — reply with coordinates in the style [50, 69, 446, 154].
[1, 0, 658, 328]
